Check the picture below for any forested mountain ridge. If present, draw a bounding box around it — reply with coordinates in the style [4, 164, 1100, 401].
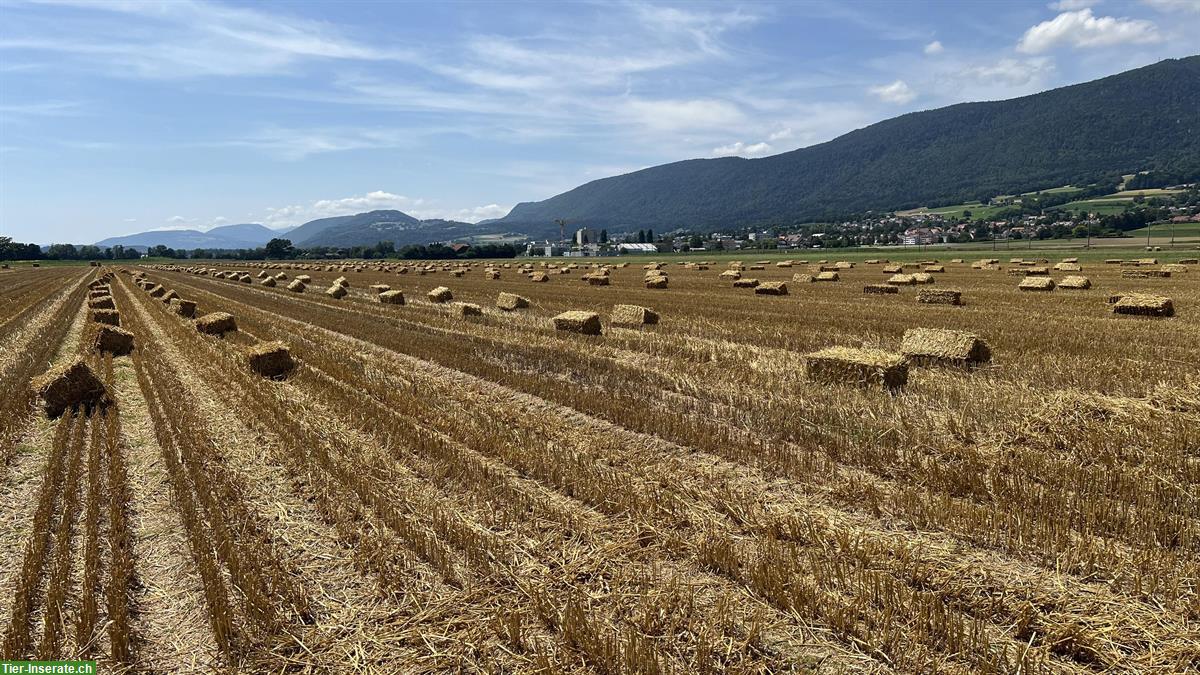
[497, 56, 1200, 232]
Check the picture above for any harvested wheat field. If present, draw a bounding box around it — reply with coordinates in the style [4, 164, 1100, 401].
[1, 257, 1198, 674]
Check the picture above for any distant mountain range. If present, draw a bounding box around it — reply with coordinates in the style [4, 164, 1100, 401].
[96, 223, 289, 250]
[495, 55, 1200, 231]
[95, 211, 512, 250]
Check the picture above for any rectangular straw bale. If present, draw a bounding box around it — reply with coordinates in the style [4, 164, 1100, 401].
[88, 296, 116, 310]
[496, 292, 529, 311]
[91, 309, 120, 326]
[1058, 275, 1091, 289]
[886, 274, 916, 286]
[1162, 264, 1187, 273]
[611, 304, 658, 327]
[1018, 277, 1055, 291]
[804, 347, 907, 391]
[792, 273, 814, 283]
[287, 279, 306, 292]
[815, 271, 839, 282]
[454, 302, 483, 317]
[553, 310, 602, 335]
[583, 273, 610, 286]
[325, 284, 347, 299]
[864, 284, 898, 294]
[370, 284, 391, 293]
[378, 290, 405, 305]
[196, 311, 237, 335]
[261, 276, 277, 287]
[1053, 262, 1082, 271]
[31, 357, 107, 417]
[922, 265, 945, 273]
[530, 271, 550, 282]
[93, 324, 134, 356]
[901, 328, 990, 367]
[883, 265, 903, 273]
[644, 275, 668, 289]
[911, 273, 935, 284]
[161, 289, 178, 303]
[733, 278, 759, 288]
[246, 341, 295, 378]
[1113, 294, 1173, 317]
[755, 281, 788, 295]
[147, 284, 166, 298]
[427, 286, 453, 303]
[170, 298, 197, 317]
[1025, 267, 1050, 276]
[916, 288, 962, 305]
[719, 270, 741, 280]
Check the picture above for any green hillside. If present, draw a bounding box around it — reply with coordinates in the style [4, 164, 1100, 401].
[498, 56, 1200, 233]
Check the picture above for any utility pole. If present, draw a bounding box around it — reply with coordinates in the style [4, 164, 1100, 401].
[1146, 221, 1152, 249]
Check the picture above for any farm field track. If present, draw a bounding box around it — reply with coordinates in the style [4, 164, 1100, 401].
[1, 257, 1198, 673]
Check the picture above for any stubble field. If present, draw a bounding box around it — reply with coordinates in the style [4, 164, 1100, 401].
[0, 254, 1197, 673]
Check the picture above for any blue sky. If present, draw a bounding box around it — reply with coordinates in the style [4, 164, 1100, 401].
[1, 0, 1197, 244]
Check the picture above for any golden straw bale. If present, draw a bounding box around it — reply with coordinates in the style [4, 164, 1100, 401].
[1018, 277, 1055, 291]
[378, 290, 405, 305]
[246, 341, 295, 378]
[496, 292, 529, 311]
[755, 281, 788, 295]
[261, 276, 276, 287]
[287, 279, 306, 293]
[719, 270, 741, 280]
[791, 273, 815, 283]
[864, 284, 898, 294]
[530, 271, 550, 282]
[1059, 275, 1092, 289]
[644, 275, 668, 289]
[815, 271, 839, 282]
[923, 265, 945, 273]
[1053, 262, 1082, 272]
[901, 327, 991, 367]
[88, 296, 116, 310]
[147, 284, 166, 298]
[883, 265, 903, 273]
[583, 273, 610, 286]
[370, 284, 391, 293]
[804, 347, 907, 391]
[916, 288, 962, 305]
[93, 324, 134, 356]
[733, 278, 760, 288]
[553, 310, 602, 335]
[91, 309, 120, 326]
[170, 298, 197, 317]
[31, 357, 107, 418]
[427, 286, 453, 303]
[196, 312, 237, 335]
[887, 274, 916, 286]
[1113, 294, 1174, 317]
[611, 304, 658, 327]
[454, 302, 483, 317]
[326, 284, 347, 299]
[333, 276, 349, 288]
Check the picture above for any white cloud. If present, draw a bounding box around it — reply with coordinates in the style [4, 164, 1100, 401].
[711, 141, 772, 157]
[1140, 0, 1200, 12]
[1049, 0, 1099, 10]
[868, 80, 917, 103]
[924, 41, 944, 55]
[957, 57, 1056, 86]
[620, 98, 745, 132]
[262, 191, 509, 228]
[1017, 9, 1161, 53]
[767, 128, 794, 142]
